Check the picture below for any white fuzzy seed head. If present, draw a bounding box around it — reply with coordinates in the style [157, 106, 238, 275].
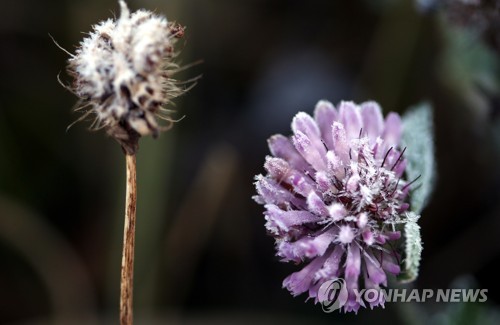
[67, 0, 187, 154]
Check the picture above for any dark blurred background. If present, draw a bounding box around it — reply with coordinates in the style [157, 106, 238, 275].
[1, 0, 500, 324]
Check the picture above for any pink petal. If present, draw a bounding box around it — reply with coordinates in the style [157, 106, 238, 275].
[283, 255, 328, 296]
[313, 100, 338, 150]
[268, 134, 311, 173]
[264, 156, 290, 180]
[307, 192, 328, 217]
[264, 204, 319, 233]
[382, 112, 402, 148]
[254, 175, 305, 208]
[360, 101, 384, 145]
[345, 244, 361, 281]
[338, 101, 363, 141]
[331, 122, 349, 164]
[292, 131, 327, 171]
[364, 253, 387, 286]
[278, 229, 335, 262]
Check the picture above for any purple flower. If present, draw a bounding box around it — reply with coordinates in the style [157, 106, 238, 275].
[254, 100, 411, 313]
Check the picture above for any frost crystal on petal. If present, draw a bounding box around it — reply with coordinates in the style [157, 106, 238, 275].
[65, 0, 189, 154]
[254, 100, 426, 312]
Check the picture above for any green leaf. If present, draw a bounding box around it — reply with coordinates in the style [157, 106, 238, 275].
[398, 103, 435, 283]
[401, 102, 436, 214]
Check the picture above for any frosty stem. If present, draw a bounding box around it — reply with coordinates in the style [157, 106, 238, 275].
[120, 154, 137, 325]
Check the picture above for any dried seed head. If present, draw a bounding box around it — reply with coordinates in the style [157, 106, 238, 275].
[66, 0, 188, 154]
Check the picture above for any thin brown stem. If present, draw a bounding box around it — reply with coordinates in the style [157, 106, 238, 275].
[120, 154, 137, 325]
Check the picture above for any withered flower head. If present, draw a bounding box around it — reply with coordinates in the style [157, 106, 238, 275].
[66, 0, 186, 154]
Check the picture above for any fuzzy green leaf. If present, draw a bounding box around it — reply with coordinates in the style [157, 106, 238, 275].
[401, 102, 436, 214]
[398, 103, 435, 283]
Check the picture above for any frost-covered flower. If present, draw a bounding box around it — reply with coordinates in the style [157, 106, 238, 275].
[254, 100, 415, 313]
[65, 0, 187, 154]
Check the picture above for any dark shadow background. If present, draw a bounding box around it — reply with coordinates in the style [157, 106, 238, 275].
[1, 0, 500, 324]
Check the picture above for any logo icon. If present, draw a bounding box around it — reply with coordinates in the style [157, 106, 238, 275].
[318, 278, 348, 313]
